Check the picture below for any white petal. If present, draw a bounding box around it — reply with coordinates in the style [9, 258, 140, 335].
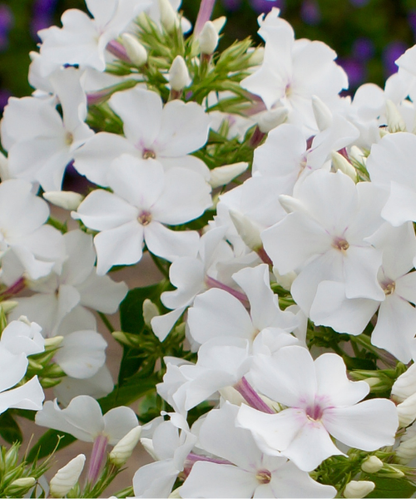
[144, 222, 199, 261]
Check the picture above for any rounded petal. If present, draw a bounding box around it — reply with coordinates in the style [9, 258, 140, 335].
[144, 222, 199, 261]
[103, 406, 139, 445]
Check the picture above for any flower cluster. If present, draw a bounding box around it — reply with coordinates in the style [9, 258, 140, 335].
[3, 0, 416, 497]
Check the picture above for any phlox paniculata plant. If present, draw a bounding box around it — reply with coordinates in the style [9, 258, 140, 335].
[2, 0, 416, 497]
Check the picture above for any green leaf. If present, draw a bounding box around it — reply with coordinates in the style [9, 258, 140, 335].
[118, 283, 163, 385]
[98, 372, 161, 414]
[366, 477, 416, 498]
[26, 430, 76, 462]
[0, 412, 22, 444]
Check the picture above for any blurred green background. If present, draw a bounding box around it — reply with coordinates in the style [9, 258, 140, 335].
[1, 0, 416, 111]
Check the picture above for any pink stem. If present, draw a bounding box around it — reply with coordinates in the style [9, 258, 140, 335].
[183, 453, 231, 477]
[194, 0, 216, 36]
[234, 376, 274, 414]
[205, 275, 249, 308]
[106, 40, 131, 62]
[0, 277, 25, 299]
[87, 435, 108, 485]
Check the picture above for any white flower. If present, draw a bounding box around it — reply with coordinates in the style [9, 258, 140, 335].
[237, 346, 398, 472]
[73, 155, 211, 274]
[73, 87, 211, 186]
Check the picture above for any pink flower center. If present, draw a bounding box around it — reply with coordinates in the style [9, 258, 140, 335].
[256, 469, 272, 484]
[138, 211, 152, 226]
[382, 280, 395, 296]
[332, 237, 349, 252]
[305, 403, 324, 421]
[142, 148, 156, 159]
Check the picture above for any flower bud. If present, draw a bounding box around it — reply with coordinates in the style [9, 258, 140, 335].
[143, 299, 160, 327]
[211, 16, 226, 33]
[397, 392, 416, 427]
[257, 108, 288, 133]
[392, 363, 416, 403]
[44, 335, 64, 349]
[109, 426, 142, 466]
[361, 455, 383, 473]
[229, 210, 262, 250]
[219, 386, 246, 406]
[121, 33, 148, 66]
[396, 434, 416, 464]
[49, 454, 86, 498]
[0, 151, 9, 181]
[199, 21, 219, 55]
[168, 486, 182, 498]
[158, 0, 178, 32]
[343, 480, 375, 498]
[209, 162, 248, 188]
[385, 99, 406, 133]
[10, 477, 36, 488]
[349, 145, 367, 166]
[0, 301, 18, 313]
[248, 46, 265, 66]
[312, 95, 333, 131]
[278, 194, 305, 214]
[43, 191, 84, 211]
[272, 267, 296, 290]
[331, 152, 357, 182]
[169, 56, 191, 92]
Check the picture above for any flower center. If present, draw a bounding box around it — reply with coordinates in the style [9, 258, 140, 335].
[138, 211, 152, 226]
[305, 404, 324, 421]
[142, 149, 156, 159]
[383, 281, 396, 296]
[256, 470, 271, 484]
[65, 131, 74, 146]
[333, 237, 349, 252]
[285, 83, 292, 98]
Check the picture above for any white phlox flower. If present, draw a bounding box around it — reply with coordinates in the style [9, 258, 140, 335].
[0, 179, 65, 280]
[37, 0, 151, 72]
[180, 402, 337, 498]
[73, 87, 211, 186]
[1, 68, 94, 191]
[73, 154, 212, 275]
[133, 413, 197, 498]
[237, 345, 398, 472]
[309, 222, 416, 362]
[0, 317, 45, 357]
[262, 170, 388, 316]
[241, 10, 348, 133]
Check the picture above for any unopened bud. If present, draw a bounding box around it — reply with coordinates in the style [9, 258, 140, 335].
[121, 33, 148, 66]
[349, 145, 367, 166]
[249, 46, 264, 66]
[143, 299, 160, 327]
[158, 0, 178, 32]
[219, 386, 246, 406]
[209, 162, 248, 188]
[49, 454, 86, 498]
[331, 152, 357, 181]
[0, 301, 18, 313]
[396, 434, 416, 464]
[109, 426, 142, 466]
[312, 95, 333, 131]
[397, 392, 416, 427]
[278, 194, 304, 214]
[10, 477, 36, 488]
[43, 191, 84, 211]
[168, 486, 182, 498]
[272, 267, 296, 290]
[211, 16, 226, 34]
[229, 210, 262, 250]
[385, 99, 406, 133]
[362, 377, 382, 388]
[343, 480, 375, 498]
[0, 152, 9, 181]
[44, 335, 64, 349]
[199, 21, 219, 55]
[257, 108, 288, 133]
[361, 455, 383, 473]
[169, 56, 191, 92]
[392, 363, 416, 403]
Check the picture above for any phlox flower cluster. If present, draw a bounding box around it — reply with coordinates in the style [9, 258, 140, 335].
[3, 0, 416, 497]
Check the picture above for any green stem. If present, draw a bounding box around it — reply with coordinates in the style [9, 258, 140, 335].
[98, 313, 115, 333]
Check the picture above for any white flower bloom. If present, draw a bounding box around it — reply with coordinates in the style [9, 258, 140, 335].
[2, 68, 93, 191]
[0, 179, 64, 280]
[38, 0, 151, 71]
[181, 402, 336, 498]
[262, 170, 387, 315]
[237, 346, 398, 472]
[73, 155, 211, 274]
[73, 87, 211, 186]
